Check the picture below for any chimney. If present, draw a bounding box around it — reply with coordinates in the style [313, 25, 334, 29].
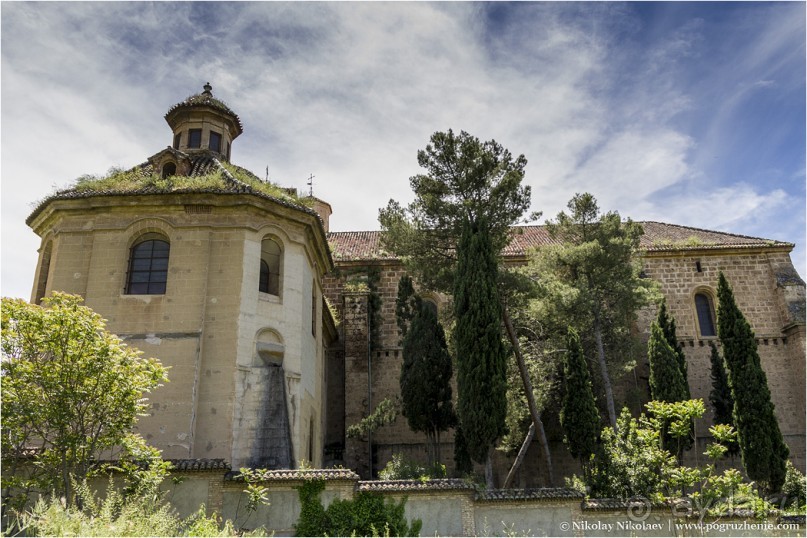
[309, 197, 332, 233]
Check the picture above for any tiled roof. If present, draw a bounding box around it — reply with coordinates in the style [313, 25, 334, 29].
[328, 222, 793, 262]
[359, 479, 476, 492]
[167, 458, 231, 472]
[583, 498, 664, 511]
[476, 488, 585, 502]
[165, 91, 243, 135]
[26, 155, 322, 231]
[224, 468, 360, 482]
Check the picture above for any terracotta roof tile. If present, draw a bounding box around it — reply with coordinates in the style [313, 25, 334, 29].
[328, 222, 793, 262]
[476, 488, 584, 502]
[359, 479, 476, 492]
[224, 468, 360, 482]
[167, 458, 231, 472]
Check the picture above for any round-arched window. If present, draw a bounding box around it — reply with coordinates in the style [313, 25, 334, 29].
[126, 235, 170, 294]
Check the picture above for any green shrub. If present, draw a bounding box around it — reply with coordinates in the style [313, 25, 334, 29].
[295, 478, 422, 537]
[379, 453, 446, 481]
[781, 461, 806, 511]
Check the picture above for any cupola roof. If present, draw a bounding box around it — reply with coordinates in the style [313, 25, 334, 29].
[164, 82, 243, 138]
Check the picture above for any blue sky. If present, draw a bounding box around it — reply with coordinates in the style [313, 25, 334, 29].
[2, 2, 804, 300]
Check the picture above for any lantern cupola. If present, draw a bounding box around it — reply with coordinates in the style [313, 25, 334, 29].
[164, 82, 243, 162]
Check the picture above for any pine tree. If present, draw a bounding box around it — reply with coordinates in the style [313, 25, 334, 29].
[399, 298, 456, 465]
[453, 218, 507, 465]
[717, 272, 789, 493]
[529, 193, 654, 428]
[559, 328, 600, 471]
[708, 341, 739, 458]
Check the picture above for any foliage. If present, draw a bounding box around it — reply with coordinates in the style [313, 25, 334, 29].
[655, 300, 690, 398]
[395, 275, 420, 341]
[716, 272, 789, 494]
[452, 423, 474, 476]
[453, 218, 507, 464]
[16, 479, 256, 537]
[708, 342, 739, 457]
[559, 328, 600, 469]
[587, 407, 679, 500]
[379, 453, 447, 481]
[583, 399, 772, 518]
[780, 461, 806, 511]
[295, 479, 422, 536]
[347, 398, 400, 439]
[378, 129, 531, 294]
[18, 479, 180, 537]
[399, 287, 456, 465]
[647, 321, 690, 459]
[525, 193, 656, 428]
[1, 293, 169, 505]
[69, 161, 313, 208]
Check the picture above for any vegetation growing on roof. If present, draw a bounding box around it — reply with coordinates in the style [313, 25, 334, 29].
[651, 235, 709, 249]
[73, 166, 223, 193]
[66, 162, 314, 209]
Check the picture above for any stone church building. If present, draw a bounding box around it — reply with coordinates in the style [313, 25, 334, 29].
[26, 85, 805, 485]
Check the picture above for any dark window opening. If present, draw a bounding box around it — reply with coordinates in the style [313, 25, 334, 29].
[162, 162, 176, 179]
[312, 280, 317, 336]
[126, 238, 170, 295]
[209, 131, 222, 153]
[695, 293, 716, 337]
[695, 261, 703, 273]
[259, 238, 281, 295]
[173, 133, 181, 149]
[188, 129, 202, 148]
[422, 299, 438, 317]
[226, 142, 231, 160]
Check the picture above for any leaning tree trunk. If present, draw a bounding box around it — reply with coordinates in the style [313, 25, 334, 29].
[502, 307, 554, 487]
[593, 310, 617, 429]
[503, 422, 535, 488]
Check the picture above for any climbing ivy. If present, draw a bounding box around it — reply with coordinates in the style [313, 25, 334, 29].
[294, 478, 421, 537]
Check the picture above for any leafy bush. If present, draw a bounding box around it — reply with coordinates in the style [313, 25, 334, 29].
[781, 461, 806, 511]
[295, 478, 422, 537]
[379, 453, 446, 481]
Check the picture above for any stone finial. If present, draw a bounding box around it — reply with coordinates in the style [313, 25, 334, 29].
[202, 82, 212, 96]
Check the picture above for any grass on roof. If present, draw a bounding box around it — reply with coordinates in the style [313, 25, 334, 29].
[70, 163, 314, 208]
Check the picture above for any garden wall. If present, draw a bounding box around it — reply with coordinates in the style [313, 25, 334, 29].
[158, 467, 805, 537]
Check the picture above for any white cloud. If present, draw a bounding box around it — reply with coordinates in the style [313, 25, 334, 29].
[1, 2, 804, 298]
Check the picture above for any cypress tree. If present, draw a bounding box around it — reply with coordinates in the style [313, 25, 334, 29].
[708, 341, 739, 458]
[399, 300, 455, 464]
[717, 272, 789, 493]
[453, 218, 507, 465]
[395, 275, 419, 341]
[656, 300, 691, 399]
[559, 328, 600, 470]
[648, 321, 688, 404]
[653, 300, 694, 454]
[647, 320, 689, 458]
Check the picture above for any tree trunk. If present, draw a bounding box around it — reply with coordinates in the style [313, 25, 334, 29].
[501, 307, 554, 486]
[503, 422, 535, 489]
[485, 450, 495, 490]
[593, 310, 617, 429]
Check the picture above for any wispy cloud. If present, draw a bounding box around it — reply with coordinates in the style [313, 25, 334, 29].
[1, 2, 804, 299]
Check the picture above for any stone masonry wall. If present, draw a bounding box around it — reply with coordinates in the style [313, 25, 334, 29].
[324, 248, 806, 484]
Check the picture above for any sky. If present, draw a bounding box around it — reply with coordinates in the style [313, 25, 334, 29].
[2, 1, 805, 300]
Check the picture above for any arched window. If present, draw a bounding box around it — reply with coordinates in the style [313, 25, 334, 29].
[162, 162, 176, 179]
[126, 235, 170, 294]
[259, 237, 282, 295]
[695, 292, 716, 337]
[422, 298, 438, 317]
